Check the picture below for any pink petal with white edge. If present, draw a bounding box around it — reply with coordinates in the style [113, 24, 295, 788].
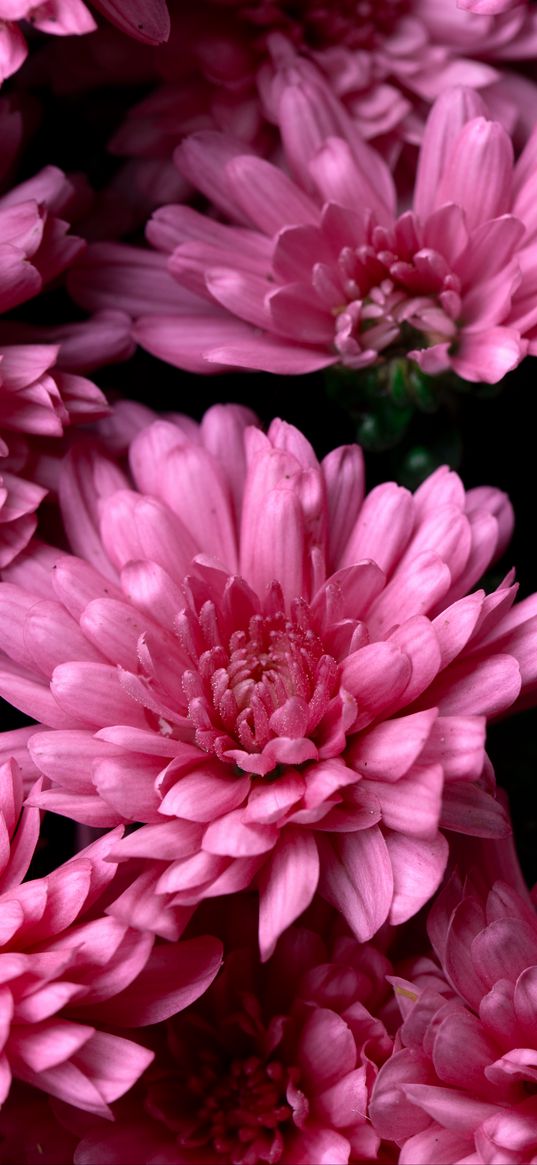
[385, 830, 449, 924]
[318, 828, 394, 942]
[258, 827, 319, 960]
[347, 709, 438, 782]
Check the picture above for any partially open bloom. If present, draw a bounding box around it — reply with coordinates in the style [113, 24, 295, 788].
[65, 900, 395, 1165]
[0, 818, 222, 1115]
[97, 84, 537, 383]
[370, 868, 537, 1163]
[1, 405, 536, 958]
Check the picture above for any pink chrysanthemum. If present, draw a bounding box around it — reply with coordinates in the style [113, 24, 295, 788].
[1, 405, 536, 959]
[88, 83, 537, 383]
[63, 900, 395, 1165]
[107, 0, 537, 171]
[0, 170, 130, 566]
[0, 807, 222, 1116]
[370, 868, 537, 1164]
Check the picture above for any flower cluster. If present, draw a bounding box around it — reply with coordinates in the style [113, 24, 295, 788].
[2, 2, 537, 1162]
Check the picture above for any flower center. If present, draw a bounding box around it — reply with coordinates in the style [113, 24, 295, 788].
[182, 1052, 293, 1164]
[332, 213, 461, 368]
[180, 580, 340, 775]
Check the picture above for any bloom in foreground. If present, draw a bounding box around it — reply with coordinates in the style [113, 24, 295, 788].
[64, 900, 395, 1165]
[0, 809, 222, 1115]
[371, 867, 537, 1163]
[1, 404, 536, 958]
[113, 82, 537, 383]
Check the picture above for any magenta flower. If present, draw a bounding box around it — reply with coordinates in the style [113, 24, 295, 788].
[102, 83, 537, 383]
[0, 822, 222, 1115]
[66, 901, 394, 1165]
[0, 405, 535, 959]
[107, 0, 537, 174]
[370, 869, 537, 1163]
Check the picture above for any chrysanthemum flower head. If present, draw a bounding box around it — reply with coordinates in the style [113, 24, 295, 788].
[371, 863, 537, 1163]
[0, 811, 222, 1116]
[60, 898, 395, 1165]
[107, 82, 537, 384]
[1, 404, 536, 961]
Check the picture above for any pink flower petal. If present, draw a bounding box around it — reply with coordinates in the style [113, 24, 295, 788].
[258, 828, 319, 960]
[318, 828, 393, 941]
